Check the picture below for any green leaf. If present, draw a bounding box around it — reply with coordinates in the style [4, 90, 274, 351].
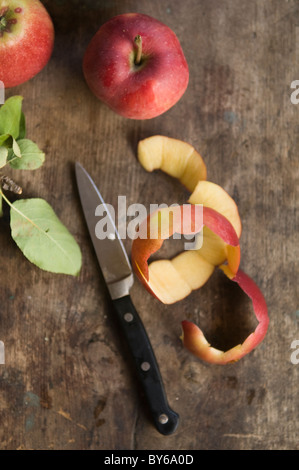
[0, 134, 11, 146]
[10, 198, 82, 276]
[0, 96, 23, 139]
[12, 138, 21, 158]
[0, 146, 8, 168]
[9, 139, 45, 170]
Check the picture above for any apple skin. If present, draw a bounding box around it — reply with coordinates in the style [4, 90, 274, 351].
[83, 13, 189, 119]
[0, 0, 54, 88]
[181, 269, 269, 364]
[131, 205, 240, 304]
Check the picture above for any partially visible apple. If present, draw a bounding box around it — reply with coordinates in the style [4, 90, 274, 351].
[83, 13, 189, 120]
[0, 0, 54, 88]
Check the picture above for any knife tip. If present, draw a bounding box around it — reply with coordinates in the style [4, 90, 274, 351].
[75, 162, 85, 178]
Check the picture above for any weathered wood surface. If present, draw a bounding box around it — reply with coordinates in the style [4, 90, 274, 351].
[0, 0, 298, 450]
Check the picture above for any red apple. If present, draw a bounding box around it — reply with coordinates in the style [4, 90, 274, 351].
[83, 13, 189, 119]
[0, 0, 54, 88]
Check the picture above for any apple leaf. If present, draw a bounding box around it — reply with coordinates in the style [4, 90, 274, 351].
[12, 138, 21, 158]
[0, 134, 11, 146]
[10, 198, 82, 276]
[0, 146, 8, 168]
[0, 96, 23, 139]
[0, 96, 81, 276]
[0, 98, 44, 171]
[9, 139, 45, 170]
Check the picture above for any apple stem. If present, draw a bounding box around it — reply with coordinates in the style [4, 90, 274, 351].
[134, 35, 143, 65]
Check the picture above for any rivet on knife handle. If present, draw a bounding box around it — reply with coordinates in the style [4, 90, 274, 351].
[112, 295, 179, 435]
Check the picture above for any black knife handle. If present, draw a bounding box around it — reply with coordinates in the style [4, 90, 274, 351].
[112, 295, 179, 435]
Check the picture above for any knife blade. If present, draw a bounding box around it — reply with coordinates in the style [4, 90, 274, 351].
[75, 162, 179, 436]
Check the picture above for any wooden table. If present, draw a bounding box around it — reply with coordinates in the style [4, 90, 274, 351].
[0, 0, 298, 450]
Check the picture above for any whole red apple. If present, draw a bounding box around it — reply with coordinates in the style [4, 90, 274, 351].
[83, 13, 189, 120]
[0, 0, 54, 88]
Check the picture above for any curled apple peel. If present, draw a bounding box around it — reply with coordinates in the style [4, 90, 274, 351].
[138, 135, 242, 277]
[131, 204, 240, 304]
[138, 135, 207, 192]
[133, 134, 268, 363]
[181, 269, 269, 364]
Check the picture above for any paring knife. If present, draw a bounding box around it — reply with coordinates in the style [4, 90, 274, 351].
[75, 162, 179, 436]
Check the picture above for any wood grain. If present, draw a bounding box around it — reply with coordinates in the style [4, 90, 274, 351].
[0, 0, 298, 450]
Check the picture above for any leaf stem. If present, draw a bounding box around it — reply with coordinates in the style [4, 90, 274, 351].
[0, 187, 12, 207]
[0, 190, 36, 232]
[0, 190, 42, 234]
[0, 187, 11, 218]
